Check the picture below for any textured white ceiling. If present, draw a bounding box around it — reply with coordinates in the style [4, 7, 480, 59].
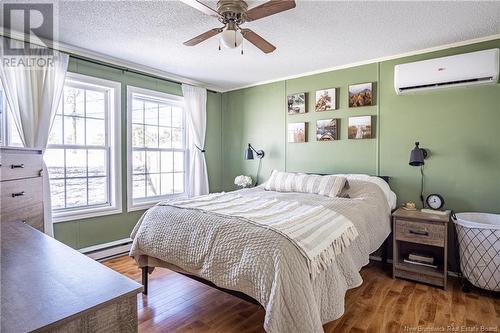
[52, 1, 500, 91]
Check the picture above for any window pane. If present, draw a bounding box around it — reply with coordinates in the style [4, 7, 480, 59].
[174, 152, 184, 172]
[160, 151, 173, 173]
[133, 174, 146, 199]
[159, 127, 171, 148]
[88, 149, 106, 177]
[146, 151, 160, 174]
[64, 116, 85, 145]
[45, 149, 65, 179]
[132, 99, 143, 124]
[66, 178, 87, 207]
[131, 124, 144, 147]
[146, 174, 160, 197]
[7, 113, 23, 147]
[172, 107, 182, 127]
[132, 150, 145, 174]
[144, 101, 158, 125]
[86, 118, 105, 146]
[63, 87, 84, 117]
[86, 90, 105, 119]
[161, 173, 173, 195]
[174, 173, 184, 194]
[48, 115, 63, 145]
[88, 177, 107, 205]
[172, 127, 183, 149]
[144, 125, 158, 148]
[66, 149, 86, 178]
[158, 105, 171, 127]
[49, 179, 65, 209]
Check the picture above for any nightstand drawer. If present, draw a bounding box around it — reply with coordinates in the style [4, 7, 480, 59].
[395, 219, 445, 247]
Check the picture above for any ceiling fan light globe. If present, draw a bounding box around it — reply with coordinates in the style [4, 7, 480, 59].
[221, 29, 243, 49]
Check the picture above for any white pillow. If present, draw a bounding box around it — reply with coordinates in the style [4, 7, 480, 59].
[336, 174, 397, 209]
[264, 170, 347, 198]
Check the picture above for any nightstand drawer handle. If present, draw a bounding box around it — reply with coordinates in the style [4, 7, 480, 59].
[409, 229, 429, 236]
[11, 191, 25, 197]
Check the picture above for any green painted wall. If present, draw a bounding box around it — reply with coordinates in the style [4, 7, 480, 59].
[222, 39, 500, 215]
[54, 58, 223, 249]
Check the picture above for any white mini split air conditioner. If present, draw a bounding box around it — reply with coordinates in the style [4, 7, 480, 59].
[394, 48, 499, 95]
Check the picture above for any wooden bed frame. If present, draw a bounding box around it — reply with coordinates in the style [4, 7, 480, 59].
[140, 175, 392, 302]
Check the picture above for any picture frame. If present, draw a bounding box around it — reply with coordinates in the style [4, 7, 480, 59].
[316, 119, 339, 141]
[287, 93, 306, 115]
[315, 88, 336, 112]
[348, 116, 372, 139]
[288, 122, 306, 143]
[348, 82, 373, 108]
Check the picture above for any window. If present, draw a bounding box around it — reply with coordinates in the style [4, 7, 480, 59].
[0, 84, 24, 147]
[45, 73, 122, 222]
[127, 86, 187, 211]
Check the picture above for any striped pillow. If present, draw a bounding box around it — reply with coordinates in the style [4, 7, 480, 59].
[264, 170, 347, 198]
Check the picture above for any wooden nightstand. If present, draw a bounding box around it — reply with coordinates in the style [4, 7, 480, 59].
[392, 208, 450, 289]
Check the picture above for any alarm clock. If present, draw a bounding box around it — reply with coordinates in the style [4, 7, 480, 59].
[426, 194, 445, 210]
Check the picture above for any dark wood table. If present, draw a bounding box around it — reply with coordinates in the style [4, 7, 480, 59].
[1, 222, 142, 332]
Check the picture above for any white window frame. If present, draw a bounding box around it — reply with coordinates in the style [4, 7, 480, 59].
[126, 86, 188, 212]
[50, 72, 122, 223]
[0, 84, 23, 147]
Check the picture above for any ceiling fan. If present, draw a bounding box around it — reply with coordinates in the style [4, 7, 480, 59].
[181, 0, 296, 54]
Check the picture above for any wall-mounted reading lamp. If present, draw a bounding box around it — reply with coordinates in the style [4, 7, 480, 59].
[245, 143, 265, 186]
[245, 143, 265, 160]
[409, 142, 429, 207]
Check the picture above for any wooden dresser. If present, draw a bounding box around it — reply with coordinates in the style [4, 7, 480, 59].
[0, 147, 44, 232]
[1, 221, 142, 332]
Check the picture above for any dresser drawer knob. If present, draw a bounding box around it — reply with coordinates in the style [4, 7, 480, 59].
[11, 191, 25, 197]
[409, 229, 429, 236]
[10, 164, 25, 169]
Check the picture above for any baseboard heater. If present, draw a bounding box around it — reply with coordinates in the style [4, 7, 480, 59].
[79, 238, 133, 261]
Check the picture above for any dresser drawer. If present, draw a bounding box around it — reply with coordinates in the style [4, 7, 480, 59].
[2, 204, 44, 231]
[395, 219, 445, 247]
[0, 149, 43, 181]
[1, 177, 43, 213]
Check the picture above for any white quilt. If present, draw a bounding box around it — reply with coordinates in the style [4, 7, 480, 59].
[130, 179, 392, 333]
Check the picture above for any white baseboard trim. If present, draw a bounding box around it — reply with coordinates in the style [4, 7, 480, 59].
[369, 255, 459, 277]
[79, 238, 132, 261]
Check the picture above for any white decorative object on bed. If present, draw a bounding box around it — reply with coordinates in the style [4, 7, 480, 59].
[130, 173, 395, 333]
[264, 170, 347, 198]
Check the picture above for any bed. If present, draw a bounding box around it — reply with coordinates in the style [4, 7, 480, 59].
[130, 173, 396, 333]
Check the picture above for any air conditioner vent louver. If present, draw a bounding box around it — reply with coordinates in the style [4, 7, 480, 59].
[395, 49, 499, 95]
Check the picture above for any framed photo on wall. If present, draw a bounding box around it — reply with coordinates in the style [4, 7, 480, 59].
[315, 88, 336, 112]
[348, 116, 372, 139]
[288, 122, 306, 143]
[348, 82, 373, 107]
[287, 93, 306, 115]
[316, 119, 339, 141]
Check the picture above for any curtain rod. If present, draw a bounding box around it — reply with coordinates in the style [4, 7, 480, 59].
[1, 33, 218, 94]
[69, 53, 218, 94]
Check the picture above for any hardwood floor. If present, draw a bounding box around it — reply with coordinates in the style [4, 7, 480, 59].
[104, 256, 499, 333]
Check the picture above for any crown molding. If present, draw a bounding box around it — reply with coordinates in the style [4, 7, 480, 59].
[1, 29, 224, 93]
[222, 33, 500, 93]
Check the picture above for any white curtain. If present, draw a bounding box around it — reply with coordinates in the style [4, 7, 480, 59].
[0, 39, 69, 236]
[182, 84, 209, 197]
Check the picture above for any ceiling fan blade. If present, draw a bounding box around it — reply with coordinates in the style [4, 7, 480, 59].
[179, 0, 221, 18]
[245, 0, 296, 21]
[184, 28, 223, 46]
[241, 29, 276, 54]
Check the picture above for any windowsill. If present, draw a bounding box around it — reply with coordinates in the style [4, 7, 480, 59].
[127, 193, 188, 212]
[52, 205, 123, 223]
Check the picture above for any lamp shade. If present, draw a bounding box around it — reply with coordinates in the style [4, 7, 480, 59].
[409, 142, 425, 166]
[245, 144, 254, 160]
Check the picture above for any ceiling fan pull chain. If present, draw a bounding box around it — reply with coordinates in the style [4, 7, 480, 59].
[218, 38, 221, 51]
[241, 40, 244, 55]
